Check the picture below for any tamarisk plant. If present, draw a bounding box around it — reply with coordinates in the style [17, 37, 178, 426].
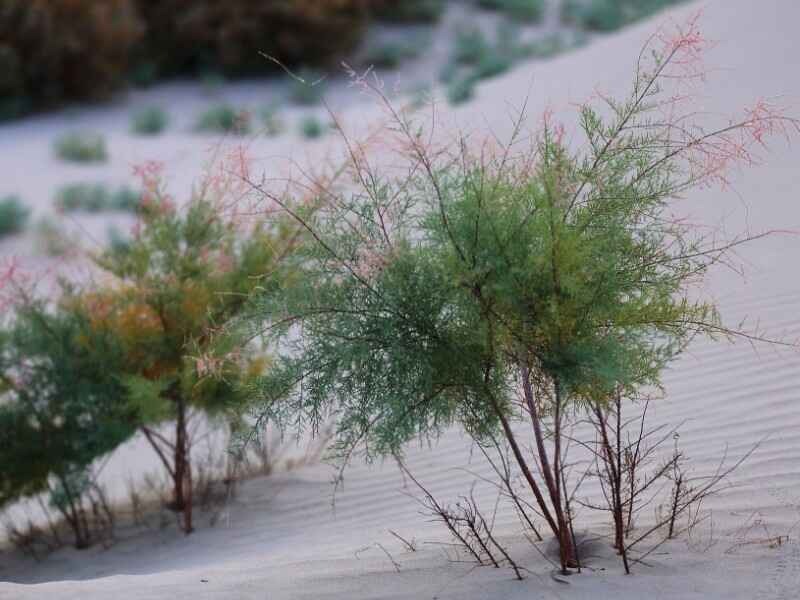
[0, 287, 135, 549]
[248, 17, 795, 573]
[71, 154, 302, 534]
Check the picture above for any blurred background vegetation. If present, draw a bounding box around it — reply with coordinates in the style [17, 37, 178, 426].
[0, 0, 686, 121]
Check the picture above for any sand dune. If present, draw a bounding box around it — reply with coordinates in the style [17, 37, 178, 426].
[2, 0, 800, 598]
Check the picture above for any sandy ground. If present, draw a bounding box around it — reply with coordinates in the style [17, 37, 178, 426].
[2, 0, 800, 598]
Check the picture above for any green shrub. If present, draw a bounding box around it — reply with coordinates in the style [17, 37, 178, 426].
[55, 184, 141, 214]
[0, 196, 30, 238]
[474, 49, 513, 80]
[477, 0, 545, 22]
[524, 33, 567, 59]
[370, 0, 445, 23]
[562, 0, 685, 32]
[54, 132, 108, 163]
[0, 0, 143, 116]
[453, 26, 490, 66]
[447, 76, 477, 106]
[195, 105, 251, 135]
[133, 0, 369, 78]
[300, 116, 326, 139]
[131, 106, 168, 135]
[0, 299, 135, 548]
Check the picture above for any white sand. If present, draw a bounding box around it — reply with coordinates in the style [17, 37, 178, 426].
[2, 0, 800, 597]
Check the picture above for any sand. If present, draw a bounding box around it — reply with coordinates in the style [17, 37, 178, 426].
[2, 0, 800, 597]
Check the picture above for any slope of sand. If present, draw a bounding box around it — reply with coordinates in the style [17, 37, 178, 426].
[2, 0, 800, 598]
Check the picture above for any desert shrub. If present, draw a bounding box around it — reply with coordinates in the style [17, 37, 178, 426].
[300, 116, 326, 139]
[474, 50, 513, 80]
[453, 26, 491, 66]
[477, 0, 545, 22]
[447, 76, 477, 105]
[132, 0, 369, 79]
[54, 132, 108, 163]
[69, 158, 304, 534]
[55, 184, 141, 214]
[249, 20, 795, 574]
[0, 299, 136, 549]
[562, 0, 685, 32]
[370, 0, 445, 23]
[0, 0, 143, 116]
[195, 105, 251, 135]
[0, 196, 30, 238]
[131, 106, 168, 135]
[524, 33, 567, 59]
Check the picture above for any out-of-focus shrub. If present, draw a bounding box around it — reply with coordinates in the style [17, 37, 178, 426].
[447, 75, 477, 106]
[299, 116, 326, 139]
[133, 0, 370, 78]
[54, 132, 108, 163]
[55, 184, 141, 214]
[477, 0, 545, 22]
[0, 196, 30, 238]
[131, 106, 168, 135]
[195, 105, 251, 135]
[562, 0, 685, 32]
[0, 0, 143, 116]
[369, 0, 445, 22]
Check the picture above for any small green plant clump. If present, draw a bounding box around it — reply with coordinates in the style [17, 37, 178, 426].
[55, 184, 141, 214]
[446, 76, 477, 106]
[299, 116, 326, 139]
[0, 196, 31, 238]
[54, 132, 108, 163]
[562, 0, 686, 32]
[131, 106, 168, 135]
[195, 104, 251, 135]
[477, 0, 545, 22]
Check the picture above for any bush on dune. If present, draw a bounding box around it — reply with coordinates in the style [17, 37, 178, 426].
[247, 17, 796, 575]
[54, 132, 108, 163]
[0, 298, 136, 549]
[562, 0, 687, 32]
[0, 196, 30, 238]
[66, 158, 304, 534]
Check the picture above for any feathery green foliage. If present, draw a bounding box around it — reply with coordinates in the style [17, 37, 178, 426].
[74, 160, 302, 532]
[0, 299, 135, 547]
[248, 24, 791, 570]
